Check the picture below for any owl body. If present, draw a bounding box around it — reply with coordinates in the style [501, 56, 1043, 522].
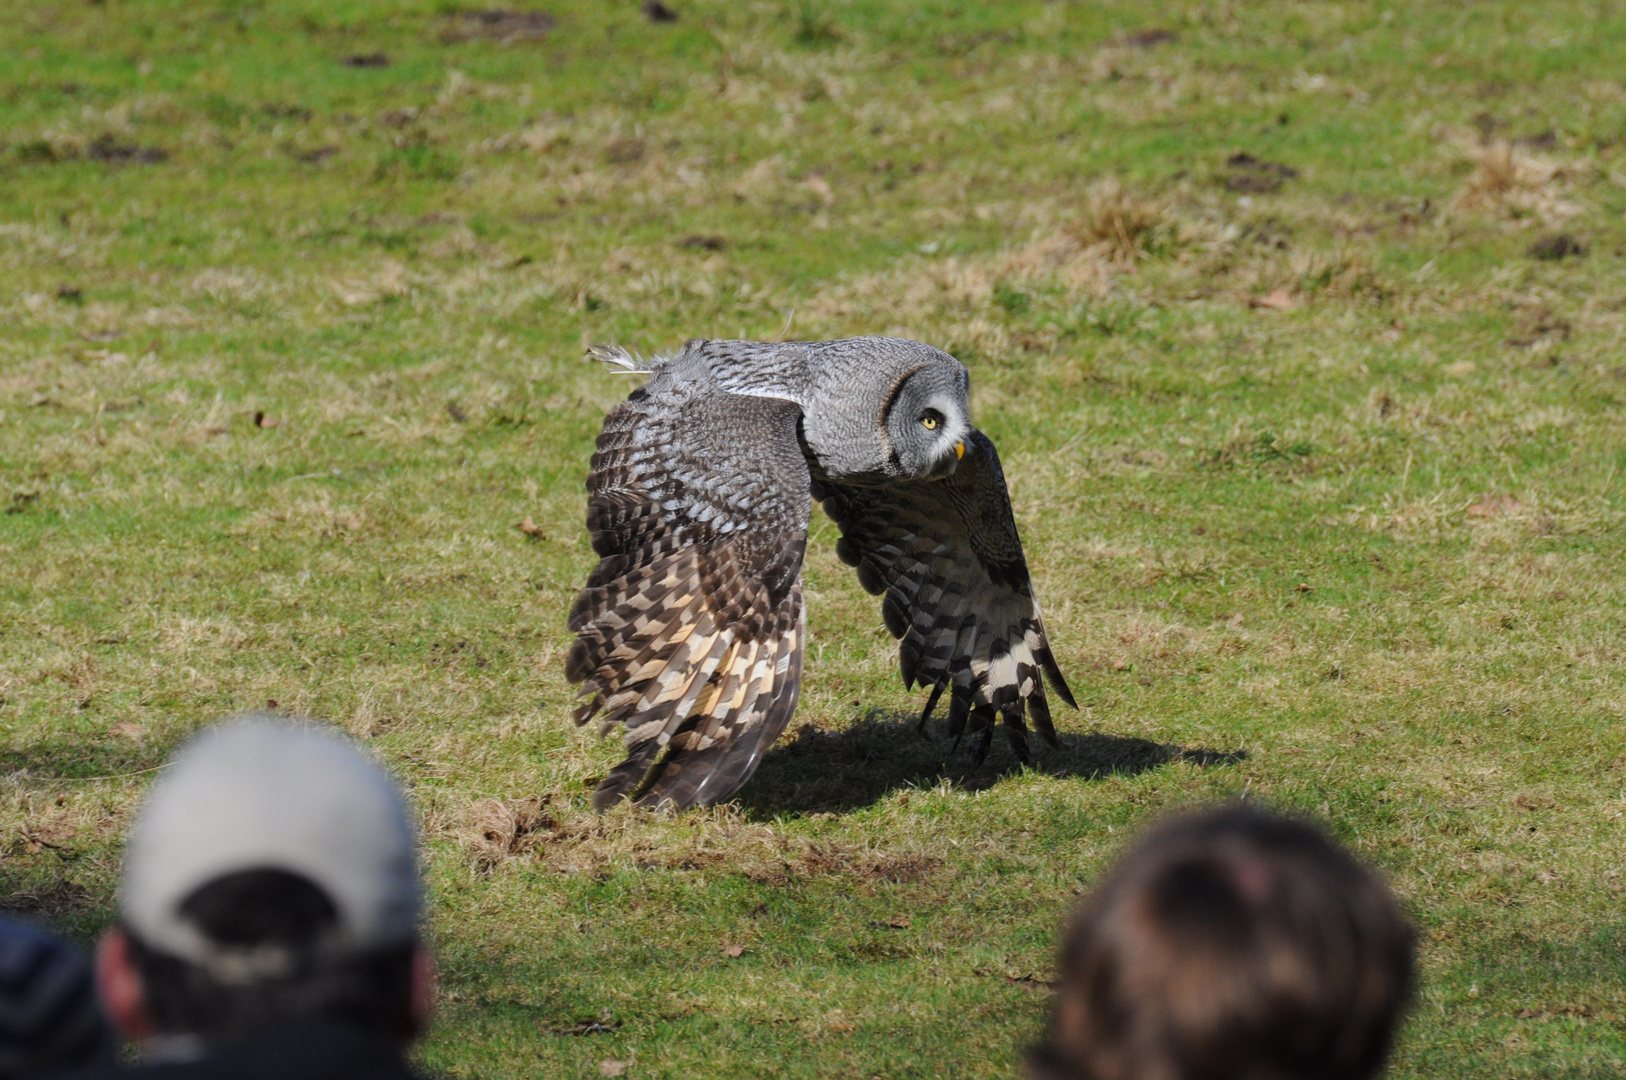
[567, 337, 1073, 810]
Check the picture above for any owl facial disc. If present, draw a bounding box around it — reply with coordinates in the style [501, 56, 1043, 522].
[887, 368, 971, 479]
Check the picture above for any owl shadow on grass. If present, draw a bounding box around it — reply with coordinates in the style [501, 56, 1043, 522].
[735, 710, 1245, 818]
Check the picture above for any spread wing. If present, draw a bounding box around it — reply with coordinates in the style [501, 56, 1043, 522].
[567, 378, 810, 811]
[814, 430, 1075, 764]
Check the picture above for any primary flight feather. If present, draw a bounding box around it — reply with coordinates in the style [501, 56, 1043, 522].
[566, 336, 1074, 811]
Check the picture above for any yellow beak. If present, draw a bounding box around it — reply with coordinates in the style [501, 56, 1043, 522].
[954, 442, 965, 459]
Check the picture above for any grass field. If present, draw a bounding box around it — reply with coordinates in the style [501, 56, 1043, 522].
[3, 1, 1626, 1076]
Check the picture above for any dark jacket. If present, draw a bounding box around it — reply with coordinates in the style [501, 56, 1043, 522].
[59, 1020, 423, 1080]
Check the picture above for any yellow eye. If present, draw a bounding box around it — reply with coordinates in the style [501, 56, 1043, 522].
[921, 415, 939, 430]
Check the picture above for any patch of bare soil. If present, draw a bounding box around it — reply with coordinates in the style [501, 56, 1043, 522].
[1528, 233, 1585, 261]
[1505, 304, 1572, 348]
[1124, 28, 1177, 48]
[744, 844, 944, 887]
[440, 10, 556, 44]
[1223, 152, 1298, 193]
[87, 135, 167, 164]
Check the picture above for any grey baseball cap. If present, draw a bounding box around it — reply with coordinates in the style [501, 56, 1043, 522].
[120, 715, 419, 977]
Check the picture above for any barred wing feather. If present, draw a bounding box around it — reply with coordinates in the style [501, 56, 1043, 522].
[567, 386, 810, 810]
[814, 430, 1075, 764]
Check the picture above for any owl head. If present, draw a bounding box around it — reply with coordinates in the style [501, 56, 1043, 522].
[800, 337, 972, 482]
[884, 360, 971, 479]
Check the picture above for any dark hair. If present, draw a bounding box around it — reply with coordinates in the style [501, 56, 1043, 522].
[127, 869, 418, 1043]
[1030, 805, 1415, 1080]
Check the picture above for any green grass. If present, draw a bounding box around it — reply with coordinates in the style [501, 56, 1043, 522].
[4, 1, 1626, 1076]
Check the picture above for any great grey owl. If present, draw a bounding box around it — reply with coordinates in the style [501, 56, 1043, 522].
[566, 336, 1074, 810]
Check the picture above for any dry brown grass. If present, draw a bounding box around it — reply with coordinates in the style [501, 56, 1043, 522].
[1453, 137, 1586, 225]
[1067, 179, 1170, 269]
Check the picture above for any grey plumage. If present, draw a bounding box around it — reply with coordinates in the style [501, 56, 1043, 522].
[567, 336, 1073, 810]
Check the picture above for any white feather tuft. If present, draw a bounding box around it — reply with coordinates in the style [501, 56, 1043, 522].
[587, 344, 654, 373]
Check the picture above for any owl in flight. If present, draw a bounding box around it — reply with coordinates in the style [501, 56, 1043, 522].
[566, 337, 1074, 810]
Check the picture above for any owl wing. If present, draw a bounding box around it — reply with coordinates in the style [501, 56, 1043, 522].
[814, 429, 1075, 764]
[567, 379, 811, 811]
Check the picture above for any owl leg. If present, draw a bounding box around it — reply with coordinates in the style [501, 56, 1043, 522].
[629, 713, 705, 810]
[967, 704, 997, 767]
[1000, 701, 1032, 766]
[945, 681, 974, 752]
[591, 737, 663, 811]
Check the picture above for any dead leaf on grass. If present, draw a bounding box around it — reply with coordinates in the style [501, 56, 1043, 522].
[253, 411, 280, 429]
[804, 174, 834, 205]
[599, 1060, 626, 1078]
[721, 943, 745, 958]
[1249, 288, 1296, 311]
[878, 915, 911, 929]
[110, 723, 145, 740]
[18, 829, 68, 855]
[1467, 495, 1521, 519]
[516, 515, 546, 538]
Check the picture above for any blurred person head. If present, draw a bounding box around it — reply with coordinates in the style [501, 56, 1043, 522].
[95, 715, 432, 1053]
[0, 918, 115, 1077]
[1029, 804, 1414, 1080]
